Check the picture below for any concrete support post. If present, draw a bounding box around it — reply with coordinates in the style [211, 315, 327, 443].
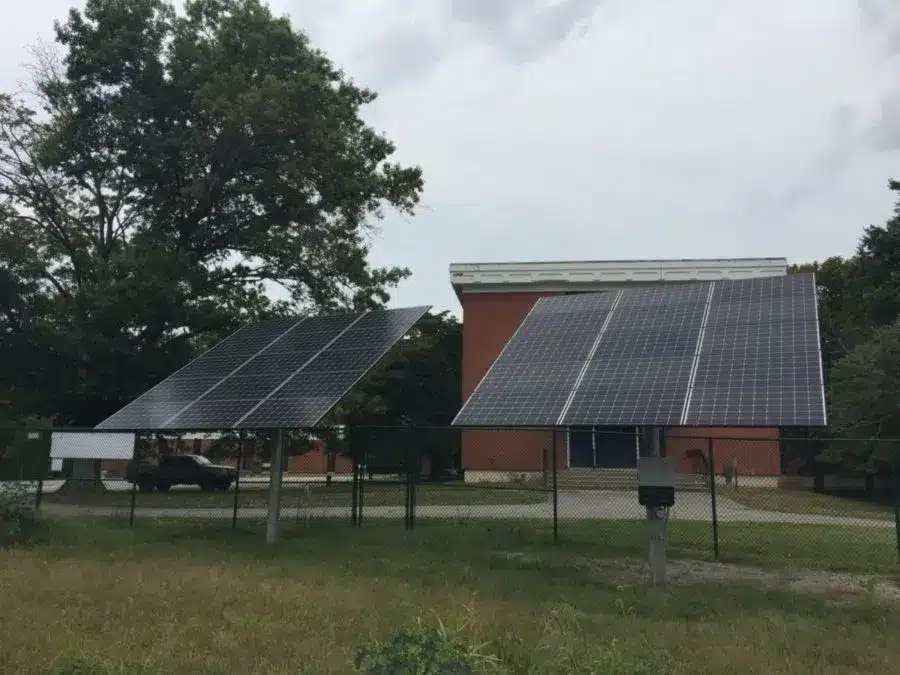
[266, 429, 285, 544]
[646, 426, 667, 586]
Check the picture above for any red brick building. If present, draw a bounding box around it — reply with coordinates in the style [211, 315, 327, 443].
[451, 258, 786, 482]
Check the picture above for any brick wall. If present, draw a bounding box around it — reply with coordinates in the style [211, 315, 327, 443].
[460, 291, 558, 472]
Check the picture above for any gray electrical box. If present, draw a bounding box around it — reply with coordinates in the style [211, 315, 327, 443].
[638, 456, 675, 508]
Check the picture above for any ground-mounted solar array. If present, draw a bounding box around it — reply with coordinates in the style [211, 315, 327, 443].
[96, 306, 430, 431]
[452, 274, 826, 428]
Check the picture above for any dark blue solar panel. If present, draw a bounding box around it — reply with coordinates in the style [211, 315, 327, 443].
[237, 306, 430, 428]
[452, 274, 826, 428]
[682, 274, 826, 426]
[452, 293, 620, 427]
[96, 318, 301, 430]
[96, 307, 430, 430]
[560, 283, 710, 426]
[170, 318, 299, 380]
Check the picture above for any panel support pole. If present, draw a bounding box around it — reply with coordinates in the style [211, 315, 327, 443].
[266, 429, 286, 544]
[645, 426, 667, 586]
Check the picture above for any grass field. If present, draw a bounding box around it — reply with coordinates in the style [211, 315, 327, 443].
[1, 517, 898, 673]
[725, 487, 899, 521]
[40, 482, 548, 509]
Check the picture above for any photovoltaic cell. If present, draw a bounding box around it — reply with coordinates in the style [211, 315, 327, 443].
[95, 306, 430, 430]
[451, 293, 620, 427]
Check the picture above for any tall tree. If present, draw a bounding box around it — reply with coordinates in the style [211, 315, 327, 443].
[790, 256, 872, 375]
[793, 180, 900, 470]
[825, 319, 900, 470]
[0, 0, 422, 425]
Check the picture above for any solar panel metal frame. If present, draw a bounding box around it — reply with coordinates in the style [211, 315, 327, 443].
[95, 305, 431, 431]
[451, 274, 826, 429]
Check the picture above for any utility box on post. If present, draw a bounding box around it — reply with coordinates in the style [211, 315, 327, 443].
[638, 456, 675, 508]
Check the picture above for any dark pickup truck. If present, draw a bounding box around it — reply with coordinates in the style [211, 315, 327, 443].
[127, 454, 236, 492]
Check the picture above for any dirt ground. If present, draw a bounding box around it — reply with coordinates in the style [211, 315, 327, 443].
[498, 551, 900, 603]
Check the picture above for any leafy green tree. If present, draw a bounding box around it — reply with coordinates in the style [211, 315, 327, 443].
[787, 180, 900, 471]
[790, 256, 872, 374]
[0, 0, 422, 426]
[825, 319, 900, 470]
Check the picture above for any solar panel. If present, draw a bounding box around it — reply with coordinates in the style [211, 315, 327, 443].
[682, 274, 826, 426]
[95, 306, 430, 430]
[560, 283, 711, 426]
[95, 318, 301, 429]
[237, 306, 430, 428]
[452, 293, 620, 427]
[452, 274, 826, 428]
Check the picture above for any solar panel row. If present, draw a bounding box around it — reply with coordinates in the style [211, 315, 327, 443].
[457, 292, 621, 426]
[95, 306, 430, 430]
[452, 274, 826, 428]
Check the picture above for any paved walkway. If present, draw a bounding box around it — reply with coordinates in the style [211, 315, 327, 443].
[39, 489, 894, 528]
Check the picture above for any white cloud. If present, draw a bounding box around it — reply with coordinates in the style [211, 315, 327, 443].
[3, 0, 900, 314]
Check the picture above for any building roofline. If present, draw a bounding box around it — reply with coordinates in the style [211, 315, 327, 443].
[449, 257, 789, 300]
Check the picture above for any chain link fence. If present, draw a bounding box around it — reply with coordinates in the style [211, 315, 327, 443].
[2, 425, 898, 571]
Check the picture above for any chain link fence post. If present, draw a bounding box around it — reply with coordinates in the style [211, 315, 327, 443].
[351, 433, 359, 527]
[410, 430, 418, 530]
[232, 431, 245, 530]
[128, 436, 139, 528]
[552, 430, 559, 544]
[404, 434, 413, 530]
[707, 436, 719, 560]
[893, 454, 900, 567]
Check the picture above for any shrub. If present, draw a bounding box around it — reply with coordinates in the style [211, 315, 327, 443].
[354, 620, 499, 674]
[0, 481, 37, 546]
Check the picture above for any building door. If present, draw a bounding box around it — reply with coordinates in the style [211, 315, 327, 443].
[595, 427, 638, 468]
[568, 426, 637, 468]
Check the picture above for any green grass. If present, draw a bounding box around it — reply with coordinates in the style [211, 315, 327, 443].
[1, 518, 898, 673]
[40, 482, 548, 509]
[725, 487, 898, 522]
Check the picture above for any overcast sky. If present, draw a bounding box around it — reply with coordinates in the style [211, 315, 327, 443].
[2, 0, 900, 314]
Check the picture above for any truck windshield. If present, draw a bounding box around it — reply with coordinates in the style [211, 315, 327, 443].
[189, 455, 213, 466]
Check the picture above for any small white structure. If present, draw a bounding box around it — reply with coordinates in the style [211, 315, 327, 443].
[50, 432, 135, 460]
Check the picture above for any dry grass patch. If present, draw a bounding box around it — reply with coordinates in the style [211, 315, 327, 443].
[0, 518, 898, 673]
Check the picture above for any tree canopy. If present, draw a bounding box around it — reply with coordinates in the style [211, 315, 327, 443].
[794, 180, 900, 470]
[826, 319, 900, 469]
[0, 0, 423, 425]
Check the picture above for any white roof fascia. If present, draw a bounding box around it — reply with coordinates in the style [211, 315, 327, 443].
[449, 258, 788, 298]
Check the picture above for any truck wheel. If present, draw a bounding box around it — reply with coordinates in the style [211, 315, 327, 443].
[138, 478, 155, 493]
[156, 482, 171, 492]
[218, 480, 232, 492]
[199, 481, 215, 492]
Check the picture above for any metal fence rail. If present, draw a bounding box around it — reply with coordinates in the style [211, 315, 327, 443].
[1, 425, 898, 571]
